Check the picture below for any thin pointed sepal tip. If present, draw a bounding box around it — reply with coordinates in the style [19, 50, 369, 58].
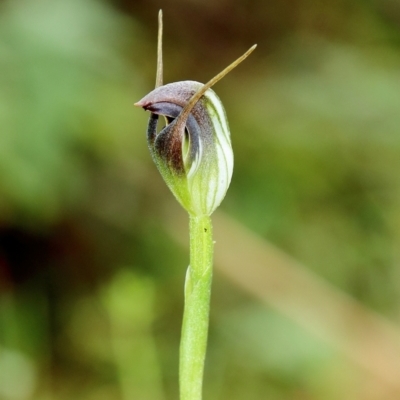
[134, 101, 145, 108]
[246, 44, 257, 55]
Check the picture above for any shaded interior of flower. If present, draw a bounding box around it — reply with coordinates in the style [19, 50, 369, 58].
[158, 115, 190, 166]
[155, 115, 169, 134]
[182, 128, 190, 165]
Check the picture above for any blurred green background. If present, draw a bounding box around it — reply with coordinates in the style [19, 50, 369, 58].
[1, 0, 400, 399]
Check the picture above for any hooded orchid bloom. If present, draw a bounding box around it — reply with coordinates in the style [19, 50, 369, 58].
[136, 81, 233, 216]
[135, 9, 255, 216]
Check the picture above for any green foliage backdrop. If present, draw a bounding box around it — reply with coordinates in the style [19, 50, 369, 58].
[1, 0, 400, 399]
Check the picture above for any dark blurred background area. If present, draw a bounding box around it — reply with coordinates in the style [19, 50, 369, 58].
[1, 0, 400, 399]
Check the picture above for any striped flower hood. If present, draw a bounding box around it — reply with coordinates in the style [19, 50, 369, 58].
[136, 80, 233, 216]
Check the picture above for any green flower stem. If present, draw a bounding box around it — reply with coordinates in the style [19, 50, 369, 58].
[179, 214, 214, 400]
